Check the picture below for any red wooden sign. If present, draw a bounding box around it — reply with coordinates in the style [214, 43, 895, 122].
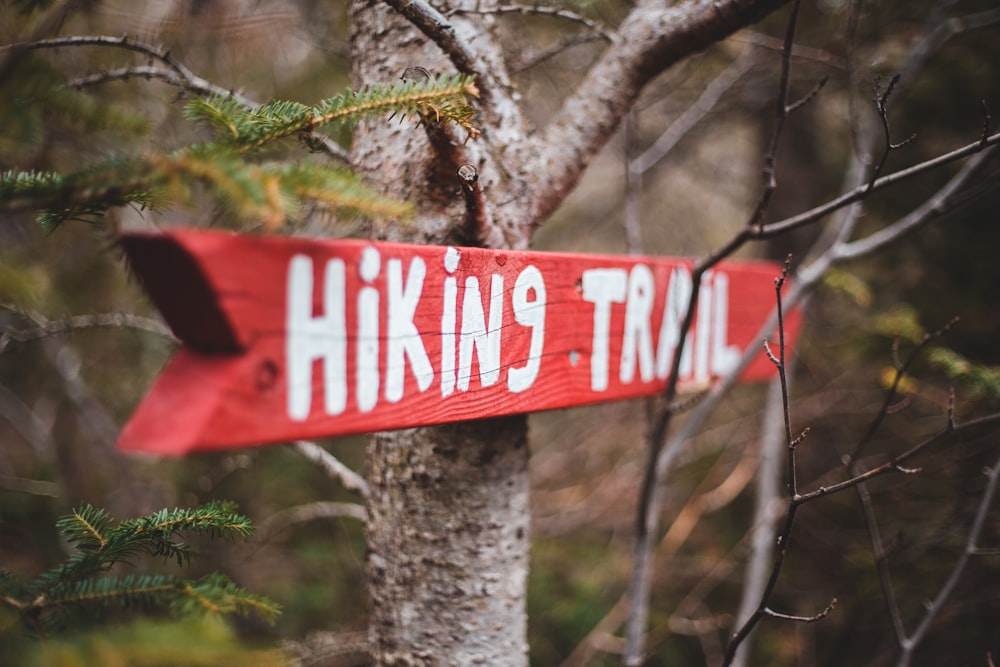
[118, 230, 801, 455]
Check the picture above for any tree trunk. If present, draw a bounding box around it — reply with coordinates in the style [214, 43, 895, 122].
[347, 2, 794, 663]
[350, 3, 531, 664]
[366, 419, 530, 665]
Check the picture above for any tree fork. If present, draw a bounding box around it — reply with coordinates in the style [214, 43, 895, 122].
[350, 2, 531, 664]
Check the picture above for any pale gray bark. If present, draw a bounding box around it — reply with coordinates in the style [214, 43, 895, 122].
[366, 420, 530, 665]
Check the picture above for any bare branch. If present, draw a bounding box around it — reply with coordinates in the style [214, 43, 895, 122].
[799, 412, 1000, 503]
[0, 34, 255, 107]
[509, 29, 611, 73]
[762, 598, 837, 622]
[831, 144, 996, 260]
[624, 5, 797, 661]
[750, 0, 804, 229]
[448, 1, 615, 74]
[446, 4, 611, 37]
[846, 317, 959, 466]
[785, 74, 828, 114]
[0, 475, 61, 497]
[69, 65, 240, 101]
[292, 440, 370, 499]
[867, 73, 917, 191]
[760, 132, 1000, 239]
[1, 302, 175, 355]
[257, 501, 367, 542]
[721, 258, 802, 667]
[895, 447, 1000, 666]
[1, 34, 351, 163]
[620, 135, 995, 659]
[527, 0, 792, 227]
[630, 46, 757, 175]
[379, 0, 506, 115]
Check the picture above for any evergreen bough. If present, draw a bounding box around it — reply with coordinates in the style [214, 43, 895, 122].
[0, 500, 279, 638]
[0, 64, 479, 230]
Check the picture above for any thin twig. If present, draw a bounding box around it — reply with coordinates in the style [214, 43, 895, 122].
[379, 0, 504, 115]
[722, 256, 813, 667]
[803, 412, 1000, 504]
[846, 317, 959, 465]
[509, 29, 611, 73]
[729, 375, 788, 667]
[1, 303, 176, 355]
[867, 73, 917, 191]
[896, 446, 1000, 666]
[630, 47, 757, 176]
[451, 4, 614, 74]
[759, 131, 1000, 239]
[257, 501, 367, 542]
[623, 5, 803, 662]
[0, 34, 254, 107]
[446, 4, 611, 37]
[762, 600, 837, 623]
[1, 34, 351, 163]
[292, 440, 370, 500]
[749, 0, 803, 230]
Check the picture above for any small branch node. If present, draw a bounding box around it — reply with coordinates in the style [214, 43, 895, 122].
[762, 597, 836, 623]
[868, 72, 915, 191]
[874, 73, 902, 114]
[786, 74, 829, 114]
[456, 163, 492, 246]
[400, 65, 432, 81]
[790, 426, 811, 449]
[457, 163, 479, 190]
[665, 389, 708, 416]
[763, 339, 781, 366]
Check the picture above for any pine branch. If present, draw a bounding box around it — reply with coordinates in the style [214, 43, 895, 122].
[186, 73, 480, 152]
[57, 505, 112, 552]
[0, 161, 156, 228]
[4, 502, 278, 634]
[176, 573, 281, 624]
[267, 163, 414, 221]
[0, 145, 413, 230]
[44, 574, 183, 610]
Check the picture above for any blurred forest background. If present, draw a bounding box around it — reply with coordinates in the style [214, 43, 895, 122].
[2, 0, 1000, 665]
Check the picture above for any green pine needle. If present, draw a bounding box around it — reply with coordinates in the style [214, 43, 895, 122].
[2, 501, 279, 636]
[186, 72, 480, 151]
[2, 74, 459, 229]
[928, 347, 1000, 401]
